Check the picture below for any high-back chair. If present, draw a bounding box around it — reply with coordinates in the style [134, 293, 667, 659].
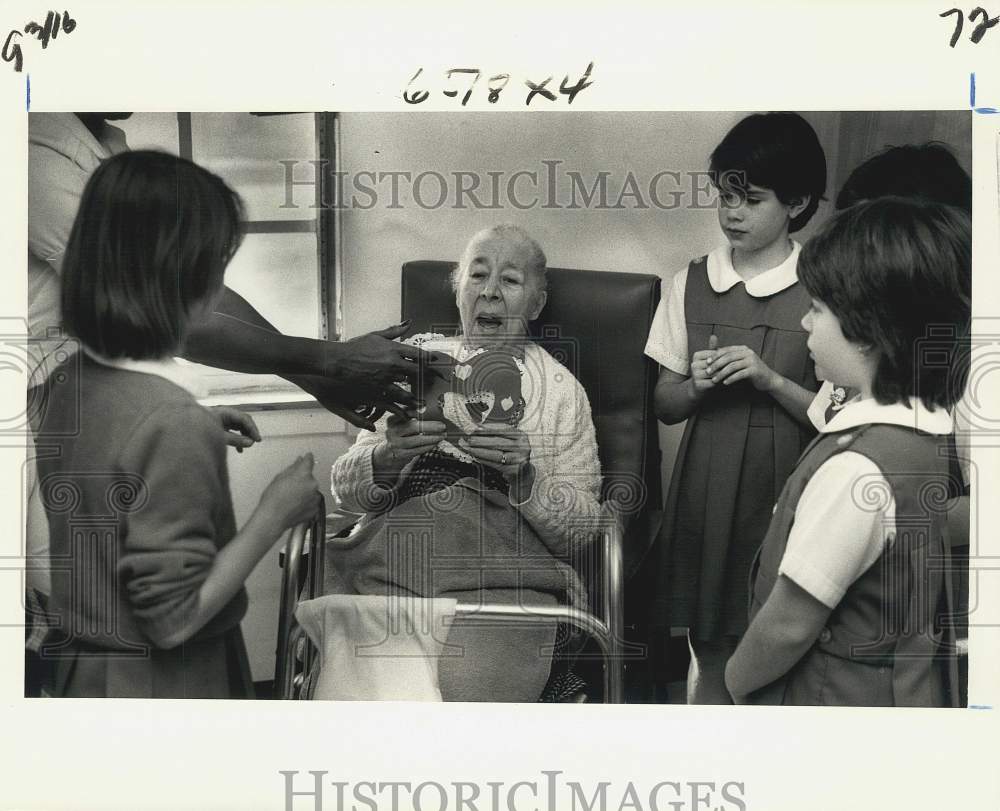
[401, 261, 662, 575]
[276, 262, 661, 702]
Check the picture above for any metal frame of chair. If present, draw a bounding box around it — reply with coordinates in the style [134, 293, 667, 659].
[276, 497, 627, 702]
[275, 497, 325, 700]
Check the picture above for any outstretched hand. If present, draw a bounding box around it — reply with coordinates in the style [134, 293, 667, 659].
[296, 374, 411, 431]
[325, 322, 446, 393]
[315, 322, 448, 430]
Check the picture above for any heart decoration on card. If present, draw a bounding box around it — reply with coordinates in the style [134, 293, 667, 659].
[417, 348, 526, 440]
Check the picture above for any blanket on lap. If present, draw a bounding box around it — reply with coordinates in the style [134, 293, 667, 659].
[324, 478, 586, 702]
[326, 478, 586, 608]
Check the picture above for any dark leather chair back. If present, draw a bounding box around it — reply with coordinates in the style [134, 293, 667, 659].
[401, 261, 662, 575]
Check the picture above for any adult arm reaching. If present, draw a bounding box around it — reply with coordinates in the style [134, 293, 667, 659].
[182, 288, 444, 430]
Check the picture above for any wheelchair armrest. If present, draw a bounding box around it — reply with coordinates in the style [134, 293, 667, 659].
[278, 509, 360, 566]
[600, 501, 626, 656]
[275, 494, 331, 698]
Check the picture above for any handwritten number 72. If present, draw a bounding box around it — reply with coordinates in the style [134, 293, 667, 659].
[942, 7, 1000, 46]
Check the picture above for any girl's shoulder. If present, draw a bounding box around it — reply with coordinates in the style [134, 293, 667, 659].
[80, 358, 202, 413]
[668, 250, 714, 297]
[658, 248, 719, 297]
[80, 374, 225, 472]
[120, 395, 226, 470]
[687, 251, 713, 270]
[840, 423, 943, 466]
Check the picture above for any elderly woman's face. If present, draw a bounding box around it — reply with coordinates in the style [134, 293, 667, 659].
[457, 233, 546, 344]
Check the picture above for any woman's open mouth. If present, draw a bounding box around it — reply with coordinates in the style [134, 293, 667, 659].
[475, 314, 504, 330]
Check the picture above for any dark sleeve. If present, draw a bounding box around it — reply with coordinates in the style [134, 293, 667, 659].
[116, 400, 231, 648]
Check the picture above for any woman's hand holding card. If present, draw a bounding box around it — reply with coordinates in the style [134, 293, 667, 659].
[462, 426, 533, 479]
[375, 414, 447, 472]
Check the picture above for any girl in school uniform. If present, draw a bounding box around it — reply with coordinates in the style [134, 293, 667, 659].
[806, 142, 971, 437]
[37, 150, 321, 698]
[726, 197, 969, 706]
[645, 113, 826, 704]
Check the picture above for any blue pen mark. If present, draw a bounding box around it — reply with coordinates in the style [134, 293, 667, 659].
[969, 704, 993, 710]
[971, 72, 1000, 114]
[25, 73, 30, 111]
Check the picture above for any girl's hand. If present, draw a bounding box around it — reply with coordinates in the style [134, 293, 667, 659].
[257, 453, 321, 533]
[211, 406, 261, 452]
[462, 426, 533, 480]
[708, 345, 779, 391]
[375, 414, 446, 470]
[689, 334, 719, 393]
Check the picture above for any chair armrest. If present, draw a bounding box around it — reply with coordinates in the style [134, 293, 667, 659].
[599, 501, 626, 652]
[275, 494, 330, 699]
[452, 602, 624, 703]
[275, 520, 309, 698]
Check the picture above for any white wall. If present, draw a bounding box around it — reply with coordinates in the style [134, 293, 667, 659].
[343, 112, 735, 336]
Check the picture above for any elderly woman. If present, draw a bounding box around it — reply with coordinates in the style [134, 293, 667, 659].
[328, 224, 602, 701]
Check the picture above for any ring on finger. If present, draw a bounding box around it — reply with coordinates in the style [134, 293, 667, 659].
[500, 452, 508, 466]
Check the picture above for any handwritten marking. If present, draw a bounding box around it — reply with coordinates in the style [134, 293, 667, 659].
[970, 72, 1000, 113]
[942, 7, 1000, 46]
[968, 704, 993, 710]
[559, 62, 595, 104]
[524, 75, 557, 106]
[442, 68, 481, 106]
[403, 64, 594, 107]
[402, 67, 429, 105]
[2, 29, 22, 72]
[487, 73, 510, 104]
[3, 10, 77, 73]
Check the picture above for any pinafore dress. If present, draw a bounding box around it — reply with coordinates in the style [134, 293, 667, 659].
[652, 256, 818, 641]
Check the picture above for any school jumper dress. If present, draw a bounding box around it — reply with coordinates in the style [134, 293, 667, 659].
[746, 425, 960, 706]
[654, 256, 818, 641]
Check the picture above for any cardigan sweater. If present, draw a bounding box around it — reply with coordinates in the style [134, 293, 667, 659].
[37, 356, 248, 695]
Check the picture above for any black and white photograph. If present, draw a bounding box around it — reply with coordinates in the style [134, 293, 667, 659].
[2, 3, 999, 810]
[22, 110, 974, 707]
